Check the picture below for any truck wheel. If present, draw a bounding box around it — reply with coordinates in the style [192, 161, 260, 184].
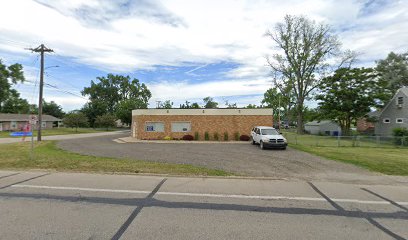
[251, 137, 255, 145]
[260, 141, 265, 150]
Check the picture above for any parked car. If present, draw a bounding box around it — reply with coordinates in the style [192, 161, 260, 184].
[250, 126, 287, 150]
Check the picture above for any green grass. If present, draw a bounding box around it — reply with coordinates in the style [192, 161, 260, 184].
[0, 141, 232, 176]
[0, 127, 121, 138]
[291, 144, 408, 176]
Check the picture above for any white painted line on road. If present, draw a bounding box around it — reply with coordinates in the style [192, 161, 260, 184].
[10, 184, 408, 206]
[12, 185, 151, 194]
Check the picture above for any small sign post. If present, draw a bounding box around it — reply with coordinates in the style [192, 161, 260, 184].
[29, 115, 37, 160]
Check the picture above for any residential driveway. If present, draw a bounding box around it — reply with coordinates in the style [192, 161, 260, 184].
[56, 134, 407, 184]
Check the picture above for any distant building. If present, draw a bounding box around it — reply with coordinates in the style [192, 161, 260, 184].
[0, 113, 61, 131]
[356, 111, 379, 134]
[375, 87, 408, 136]
[131, 108, 273, 140]
[304, 120, 341, 136]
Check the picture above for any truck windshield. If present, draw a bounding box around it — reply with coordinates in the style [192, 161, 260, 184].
[261, 129, 279, 135]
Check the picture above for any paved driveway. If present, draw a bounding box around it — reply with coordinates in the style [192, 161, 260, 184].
[55, 134, 404, 184]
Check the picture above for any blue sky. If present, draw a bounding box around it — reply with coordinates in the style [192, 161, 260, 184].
[0, 0, 407, 111]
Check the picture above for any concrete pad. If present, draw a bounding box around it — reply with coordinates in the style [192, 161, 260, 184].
[0, 171, 49, 189]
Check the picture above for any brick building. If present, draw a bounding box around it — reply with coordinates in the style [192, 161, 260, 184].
[131, 108, 273, 140]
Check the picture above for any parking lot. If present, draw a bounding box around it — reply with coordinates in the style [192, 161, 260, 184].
[57, 134, 400, 184]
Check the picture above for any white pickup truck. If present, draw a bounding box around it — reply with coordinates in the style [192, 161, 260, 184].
[250, 126, 287, 150]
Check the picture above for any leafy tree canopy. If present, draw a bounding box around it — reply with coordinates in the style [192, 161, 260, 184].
[203, 96, 218, 108]
[81, 74, 151, 126]
[42, 100, 65, 118]
[63, 111, 89, 132]
[376, 51, 408, 98]
[94, 114, 116, 130]
[158, 100, 173, 109]
[0, 59, 25, 112]
[316, 67, 384, 135]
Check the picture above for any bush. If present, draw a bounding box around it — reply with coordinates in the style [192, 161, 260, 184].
[224, 132, 229, 141]
[392, 127, 408, 146]
[194, 132, 199, 141]
[213, 132, 219, 141]
[163, 136, 171, 140]
[240, 134, 250, 141]
[182, 134, 194, 141]
[204, 131, 209, 141]
[234, 132, 240, 141]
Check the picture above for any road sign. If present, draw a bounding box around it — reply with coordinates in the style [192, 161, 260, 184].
[29, 115, 37, 124]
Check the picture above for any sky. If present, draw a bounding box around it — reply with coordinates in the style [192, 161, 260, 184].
[0, 0, 407, 111]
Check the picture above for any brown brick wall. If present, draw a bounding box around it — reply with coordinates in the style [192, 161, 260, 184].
[356, 118, 375, 132]
[132, 115, 273, 140]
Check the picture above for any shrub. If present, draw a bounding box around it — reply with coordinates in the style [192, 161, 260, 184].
[392, 127, 408, 146]
[163, 136, 171, 140]
[224, 132, 229, 141]
[194, 132, 199, 141]
[213, 132, 219, 141]
[240, 134, 250, 141]
[204, 131, 210, 141]
[182, 134, 194, 141]
[234, 132, 240, 141]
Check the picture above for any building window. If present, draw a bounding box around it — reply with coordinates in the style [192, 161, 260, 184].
[171, 122, 191, 132]
[145, 122, 164, 132]
[397, 97, 403, 105]
[396, 118, 403, 124]
[10, 121, 17, 129]
[383, 118, 390, 123]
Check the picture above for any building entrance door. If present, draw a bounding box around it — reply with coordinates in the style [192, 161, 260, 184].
[0, 123, 2, 131]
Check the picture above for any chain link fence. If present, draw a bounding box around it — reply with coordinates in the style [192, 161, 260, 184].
[283, 133, 408, 148]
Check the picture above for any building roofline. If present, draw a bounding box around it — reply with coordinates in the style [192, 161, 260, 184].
[133, 108, 273, 116]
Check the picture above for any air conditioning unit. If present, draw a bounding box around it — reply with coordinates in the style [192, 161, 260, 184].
[397, 104, 403, 108]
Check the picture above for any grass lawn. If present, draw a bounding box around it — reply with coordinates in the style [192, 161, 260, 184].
[0, 141, 231, 176]
[291, 144, 408, 176]
[0, 127, 121, 138]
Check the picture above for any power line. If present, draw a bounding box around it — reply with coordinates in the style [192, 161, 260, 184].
[44, 83, 88, 100]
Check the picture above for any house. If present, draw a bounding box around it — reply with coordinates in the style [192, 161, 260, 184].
[304, 120, 342, 136]
[375, 87, 408, 136]
[131, 108, 273, 140]
[0, 113, 62, 131]
[356, 111, 379, 134]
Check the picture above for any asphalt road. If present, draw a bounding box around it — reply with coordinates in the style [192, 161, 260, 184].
[0, 170, 407, 240]
[57, 134, 405, 184]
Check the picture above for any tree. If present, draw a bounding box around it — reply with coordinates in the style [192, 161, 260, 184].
[266, 15, 346, 134]
[0, 60, 25, 112]
[203, 97, 218, 108]
[316, 67, 382, 135]
[245, 104, 258, 108]
[225, 100, 237, 108]
[376, 51, 408, 99]
[1, 89, 30, 114]
[81, 74, 151, 126]
[94, 114, 116, 130]
[158, 100, 173, 109]
[191, 102, 200, 109]
[115, 99, 148, 126]
[42, 100, 65, 118]
[63, 111, 89, 132]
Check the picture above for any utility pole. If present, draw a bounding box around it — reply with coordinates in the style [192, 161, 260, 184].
[28, 44, 53, 141]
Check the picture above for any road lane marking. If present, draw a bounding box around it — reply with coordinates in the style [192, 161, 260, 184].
[10, 184, 408, 206]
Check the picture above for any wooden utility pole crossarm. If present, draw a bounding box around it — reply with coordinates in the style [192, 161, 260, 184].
[28, 44, 54, 141]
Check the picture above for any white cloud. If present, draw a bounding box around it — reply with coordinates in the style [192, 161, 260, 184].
[1, 0, 408, 110]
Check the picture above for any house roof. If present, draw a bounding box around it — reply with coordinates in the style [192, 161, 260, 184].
[0, 113, 61, 122]
[367, 111, 380, 118]
[378, 87, 408, 117]
[304, 120, 334, 126]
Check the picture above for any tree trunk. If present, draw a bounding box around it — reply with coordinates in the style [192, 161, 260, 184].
[296, 100, 304, 134]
